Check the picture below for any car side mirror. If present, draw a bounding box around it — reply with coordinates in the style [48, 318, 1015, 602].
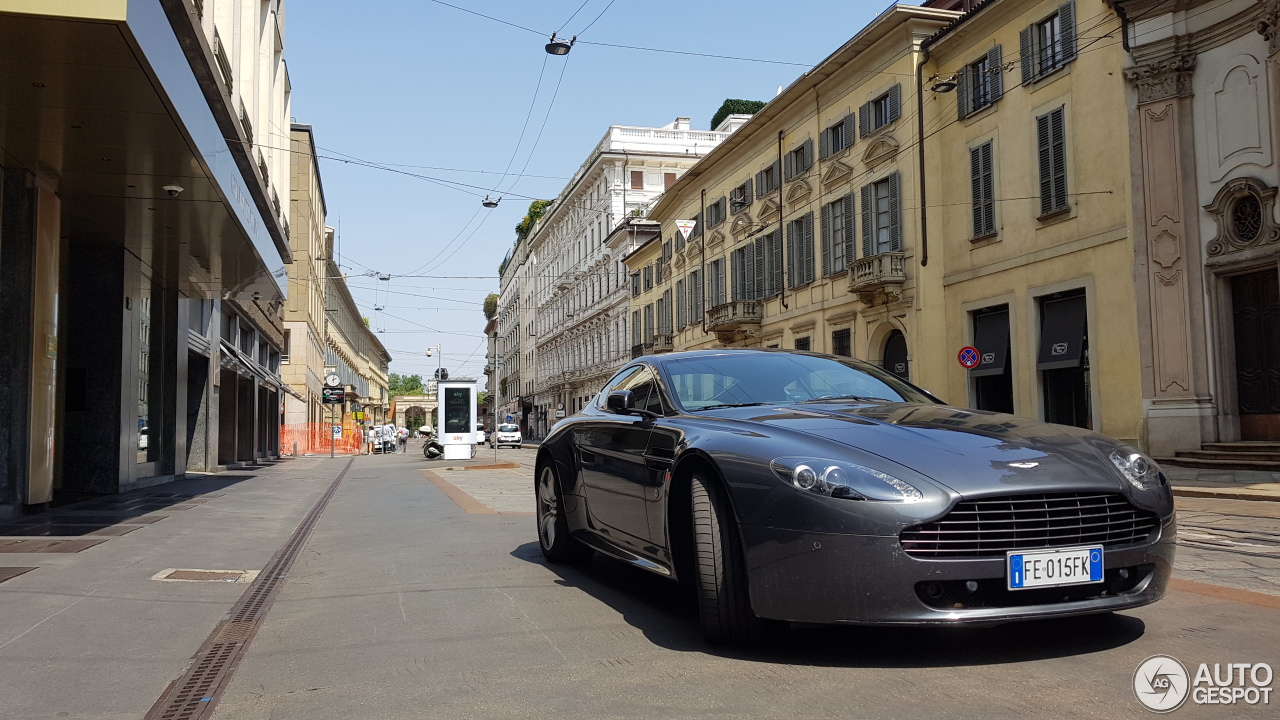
[606, 389, 634, 413]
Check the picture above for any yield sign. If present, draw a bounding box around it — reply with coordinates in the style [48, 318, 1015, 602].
[675, 219, 697, 241]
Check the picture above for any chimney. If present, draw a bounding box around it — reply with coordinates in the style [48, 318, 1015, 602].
[674, 117, 691, 130]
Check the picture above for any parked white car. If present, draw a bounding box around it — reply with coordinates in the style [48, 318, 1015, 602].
[491, 423, 522, 449]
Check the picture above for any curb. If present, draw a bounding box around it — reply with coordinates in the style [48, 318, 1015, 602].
[1173, 487, 1280, 503]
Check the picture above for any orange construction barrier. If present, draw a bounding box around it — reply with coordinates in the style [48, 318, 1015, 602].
[280, 422, 366, 456]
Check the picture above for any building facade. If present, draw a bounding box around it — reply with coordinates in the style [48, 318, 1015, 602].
[629, 6, 959, 384]
[495, 235, 534, 436]
[0, 0, 293, 515]
[524, 117, 742, 438]
[1123, 0, 1280, 456]
[282, 125, 329, 430]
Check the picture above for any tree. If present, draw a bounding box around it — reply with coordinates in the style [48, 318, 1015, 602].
[387, 373, 425, 396]
[483, 293, 499, 321]
[710, 99, 767, 131]
[515, 199, 553, 243]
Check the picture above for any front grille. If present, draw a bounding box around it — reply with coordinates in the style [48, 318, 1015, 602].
[901, 492, 1160, 559]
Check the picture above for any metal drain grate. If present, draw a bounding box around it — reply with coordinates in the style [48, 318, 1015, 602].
[143, 457, 354, 720]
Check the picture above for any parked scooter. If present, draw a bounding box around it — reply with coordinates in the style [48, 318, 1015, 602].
[423, 432, 444, 459]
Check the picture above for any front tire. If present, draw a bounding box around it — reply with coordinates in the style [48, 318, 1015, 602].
[536, 463, 591, 563]
[690, 472, 756, 644]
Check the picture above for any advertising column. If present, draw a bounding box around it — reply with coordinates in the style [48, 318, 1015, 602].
[437, 380, 478, 460]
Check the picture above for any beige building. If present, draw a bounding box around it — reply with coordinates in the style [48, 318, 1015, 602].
[1123, 0, 1280, 462]
[629, 5, 960, 377]
[282, 124, 330, 428]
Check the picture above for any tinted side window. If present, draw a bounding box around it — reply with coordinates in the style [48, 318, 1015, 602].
[596, 366, 643, 409]
[614, 366, 664, 415]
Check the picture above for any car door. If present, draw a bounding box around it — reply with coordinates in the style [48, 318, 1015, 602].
[575, 365, 658, 547]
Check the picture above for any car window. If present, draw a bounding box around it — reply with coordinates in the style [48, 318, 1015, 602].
[596, 366, 643, 408]
[498, 424, 519, 433]
[663, 352, 934, 410]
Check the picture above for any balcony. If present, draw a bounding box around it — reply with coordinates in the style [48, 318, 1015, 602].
[653, 334, 675, 353]
[631, 343, 654, 359]
[848, 252, 907, 306]
[706, 300, 762, 334]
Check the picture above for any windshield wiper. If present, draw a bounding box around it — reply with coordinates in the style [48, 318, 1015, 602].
[798, 394, 888, 403]
[691, 402, 770, 411]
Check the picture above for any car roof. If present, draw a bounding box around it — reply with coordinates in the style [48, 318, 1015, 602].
[632, 348, 826, 364]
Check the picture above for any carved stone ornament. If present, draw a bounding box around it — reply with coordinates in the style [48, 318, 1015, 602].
[730, 214, 753, 237]
[862, 135, 900, 170]
[1123, 54, 1196, 104]
[1204, 177, 1280, 256]
[756, 197, 780, 224]
[707, 230, 726, 249]
[821, 158, 855, 188]
[786, 178, 812, 204]
[1260, 0, 1280, 57]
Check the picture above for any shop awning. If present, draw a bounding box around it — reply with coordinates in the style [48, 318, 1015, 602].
[970, 308, 1010, 377]
[1037, 294, 1087, 370]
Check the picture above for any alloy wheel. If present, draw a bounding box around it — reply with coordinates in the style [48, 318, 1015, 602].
[538, 465, 558, 550]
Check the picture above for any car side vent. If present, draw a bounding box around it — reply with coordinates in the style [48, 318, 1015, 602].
[900, 492, 1160, 559]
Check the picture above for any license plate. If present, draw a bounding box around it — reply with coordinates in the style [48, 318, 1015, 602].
[1007, 546, 1103, 590]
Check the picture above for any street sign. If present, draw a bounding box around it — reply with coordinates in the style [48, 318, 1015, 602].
[321, 387, 345, 404]
[555, 409, 567, 419]
[349, 401, 363, 412]
[958, 346, 980, 370]
[353, 411, 365, 420]
[331, 424, 342, 439]
[675, 219, 697, 240]
[506, 415, 513, 422]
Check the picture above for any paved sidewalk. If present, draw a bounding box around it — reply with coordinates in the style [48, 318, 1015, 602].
[1166, 466, 1280, 502]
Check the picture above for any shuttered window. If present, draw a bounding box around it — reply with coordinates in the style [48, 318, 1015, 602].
[707, 197, 727, 228]
[756, 160, 782, 195]
[759, 230, 783, 297]
[676, 279, 687, 329]
[821, 194, 855, 275]
[709, 259, 726, 307]
[630, 272, 640, 297]
[859, 85, 902, 138]
[1037, 107, 1068, 216]
[630, 171, 644, 190]
[730, 179, 753, 214]
[860, 172, 901, 256]
[643, 265, 653, 290]
[786, 213, 816, 288]
[632, 309, 641, 345]
[660, 289, 673, 334]
[971, 141, 996, 237]
[957, 46, 1003, 120]
[643, 304, 654, 343]
[820, 113, 857, 159]
[784, 139, 814, 181]
[688, 269, 703, 319]
[1019, 1, 1077, 85]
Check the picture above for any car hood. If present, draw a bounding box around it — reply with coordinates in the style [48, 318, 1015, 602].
[723, 401, 1128, 497]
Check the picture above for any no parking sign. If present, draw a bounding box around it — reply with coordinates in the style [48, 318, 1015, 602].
[958, 346, 980, 370]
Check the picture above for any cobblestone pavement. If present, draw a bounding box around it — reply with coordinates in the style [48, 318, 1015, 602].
[1174, 497, 1280, 596]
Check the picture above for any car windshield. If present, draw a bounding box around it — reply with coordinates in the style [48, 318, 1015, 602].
[662, 352, 935, 411]
[498, 424, 519, 432]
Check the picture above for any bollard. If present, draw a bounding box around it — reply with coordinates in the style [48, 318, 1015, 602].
[292, 441, 298, 458]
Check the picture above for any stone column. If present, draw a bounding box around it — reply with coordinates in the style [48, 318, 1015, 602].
[1124, 54, 1214, 456]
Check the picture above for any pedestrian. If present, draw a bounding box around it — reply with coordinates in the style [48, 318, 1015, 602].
[398, 426, 409, 453]
[383, 423, 397, 454]
[368, 425, 379, 454]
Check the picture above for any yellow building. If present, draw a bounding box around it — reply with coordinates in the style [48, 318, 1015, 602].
[630, 5, 961, 375]
[921, 0, 1141, 444]
[627, 0, 1142, 445]
[283, 124, 331, 427]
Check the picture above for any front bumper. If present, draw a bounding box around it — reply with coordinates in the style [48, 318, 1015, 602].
[739, 518, 1175, 625]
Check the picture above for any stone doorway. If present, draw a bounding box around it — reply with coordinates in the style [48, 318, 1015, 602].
[1230, 268, 1280, 440]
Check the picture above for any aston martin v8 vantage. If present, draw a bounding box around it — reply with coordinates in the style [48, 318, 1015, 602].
[533, 349, 1175, 643]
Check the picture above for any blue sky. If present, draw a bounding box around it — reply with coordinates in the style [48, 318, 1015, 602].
[286, 0, 905, 379]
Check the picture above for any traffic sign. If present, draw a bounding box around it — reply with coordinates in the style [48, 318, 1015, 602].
[349, 401, 363, 412]
[331, 424, 342, 439]
[321, 387, 345, 404]
[958, 346, 980, 370]
[675, 219, 697, 240]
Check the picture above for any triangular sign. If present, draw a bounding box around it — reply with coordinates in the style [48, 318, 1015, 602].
[675, 219, 697, 241]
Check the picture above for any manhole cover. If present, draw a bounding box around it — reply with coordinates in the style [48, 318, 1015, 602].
[152, 569, 258, 583]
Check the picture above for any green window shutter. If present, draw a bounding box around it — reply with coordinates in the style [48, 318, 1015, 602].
[842, 193, 856, 267]
[821, 203, 833, 275]
[1059, 1, 1077, 63]
[803, 213, 815, 284]
[887, 84, 902, 124]
[859, 101, 872, 138]
[1037, 112, 1054, 215]
[1020, 26, 1036, 84]
[843, 113, 857, 149]
[820, 127, 830, 161]
[988, 45, 1004, 100]
[956, 63, 971, 120]
[802, 138, 813, 171]
[860, 184, 873, 257]
[1051, 107, 1067, 211]
[887, 172, 901, 251]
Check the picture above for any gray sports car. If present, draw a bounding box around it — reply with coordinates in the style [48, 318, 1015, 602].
[534, 349, 1175, 643]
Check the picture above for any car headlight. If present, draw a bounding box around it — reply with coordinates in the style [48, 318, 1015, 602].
[1109, 446, 1166, 491]
[770, 457, 924, 502]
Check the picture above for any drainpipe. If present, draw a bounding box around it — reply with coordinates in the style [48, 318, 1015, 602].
[1113, 0, 1133, 53]
[700, 188, 708, 335]
[778, 129, 788, 309]
[915, 44, 931, 267]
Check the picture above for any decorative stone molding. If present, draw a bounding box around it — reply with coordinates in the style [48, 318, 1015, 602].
[788, 319, 816, 334]
[756, 197, 780, 225]
[1123, 54, 1196, 104]
[707, 230, 726, 250]
[862, 135, 899, 171]
[1260, 0, 1280, 56]
[785, 178, 812, 205]
[1204, 177, 1280, 256]
[825, 309, 858, 325]
[821, 158, 855, 189]
[730, 214, 753, 237]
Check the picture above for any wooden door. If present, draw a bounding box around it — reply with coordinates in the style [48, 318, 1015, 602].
[1231, 269, 1280, 440]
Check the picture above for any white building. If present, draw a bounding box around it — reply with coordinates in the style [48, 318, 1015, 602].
[515, 115, 747, 438]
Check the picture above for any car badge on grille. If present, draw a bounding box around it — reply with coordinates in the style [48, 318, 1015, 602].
[1008, 462, 1039, 469]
